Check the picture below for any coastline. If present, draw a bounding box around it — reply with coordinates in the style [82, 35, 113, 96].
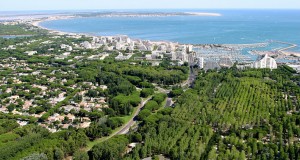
[29, 11, 222, 37]
[25, 13, 300, 57]
[31, 16, 79, 36]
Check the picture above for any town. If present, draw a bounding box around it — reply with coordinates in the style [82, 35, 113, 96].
[1, 21, 300, 160]
[0, 21, 298, 133]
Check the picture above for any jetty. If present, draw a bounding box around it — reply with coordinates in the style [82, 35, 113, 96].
[273, 40, 298, 55]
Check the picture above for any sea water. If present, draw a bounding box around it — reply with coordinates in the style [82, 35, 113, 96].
[40, 9, 300, 52]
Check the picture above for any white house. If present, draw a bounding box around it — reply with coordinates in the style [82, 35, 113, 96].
[25, 51, 37, 56]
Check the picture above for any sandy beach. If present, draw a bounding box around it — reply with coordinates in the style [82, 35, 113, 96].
[30, 15, 77, 35]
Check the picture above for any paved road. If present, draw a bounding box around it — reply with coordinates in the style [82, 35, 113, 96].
[181, 67, 197, 88]
[115, 97, 152, 135]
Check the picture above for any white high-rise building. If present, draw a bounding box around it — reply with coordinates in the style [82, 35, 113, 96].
[187, 45, 193, 53]
[198, 57, 204, 69]
[252, 54, 277, 69]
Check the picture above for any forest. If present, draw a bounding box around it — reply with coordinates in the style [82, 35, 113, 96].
[89, 65, 300, 160]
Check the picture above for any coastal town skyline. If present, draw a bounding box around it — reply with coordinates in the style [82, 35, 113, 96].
[1, 0, 300, 11]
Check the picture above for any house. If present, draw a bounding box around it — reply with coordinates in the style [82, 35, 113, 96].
[61, 124, 70, 129]
[62, 52, 71, 56]
[48, 116, 58, 122]
[63, 105, 78, 113]
[66, 114, 76, 122]
[24, 51, 37, 56]
[100, 85, 108, 90]
[82, 117, 91, 122]
[61, 44, 73, 51]
[58, 115, 65, 121]
[79, 122, 91, 128]
[22, 100, 32, 111]
[17, 120, 28, 126]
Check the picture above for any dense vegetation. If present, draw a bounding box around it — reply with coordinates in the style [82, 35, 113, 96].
[87, 66, 300, 160]
[0, 119, 88, 160]
[0, 24, 45, 35]
[123, 66, 300, 160]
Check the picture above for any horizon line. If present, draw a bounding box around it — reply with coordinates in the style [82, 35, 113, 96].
[1, 8, 300, 12]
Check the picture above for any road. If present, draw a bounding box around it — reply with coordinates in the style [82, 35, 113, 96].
[113, 68, 197, 135]
[87, 69, 196, 148]
[85, 97, 152, 151]
[115, 97, 152, 135]
[181, 66, 197, 88]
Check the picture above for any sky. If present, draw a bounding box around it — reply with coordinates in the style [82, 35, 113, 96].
[0, 0, 300, 11]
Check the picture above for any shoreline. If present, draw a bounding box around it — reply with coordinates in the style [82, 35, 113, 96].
[31, 16, 80, 36]
[23, 14, 300, 55]
[29, 11, 222, 38]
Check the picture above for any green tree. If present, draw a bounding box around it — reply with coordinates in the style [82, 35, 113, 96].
[54, 148, 64, 160]
[73, 151, 89, 160]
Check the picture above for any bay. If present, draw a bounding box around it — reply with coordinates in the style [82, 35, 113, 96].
[40, 9, 300, 51]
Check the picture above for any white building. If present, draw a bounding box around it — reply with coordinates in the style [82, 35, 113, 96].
[115, 52, 133, 60]
[81, 41, 92, 49]
[198, 57, 204, 69]
[172, 51, 188, 62]
[62, 52, 71, 56]
[93, 37, 99, 43]
[66, 46, 73, 51]
[187, 45, 193, 53]
[158, 45, 167, 52]
[24, 51, 37, 56]
[61, 44, 72, 51]
[252, 54, 277, 69]
[138, 45, 148, 51]
[103, 45, 114, 51]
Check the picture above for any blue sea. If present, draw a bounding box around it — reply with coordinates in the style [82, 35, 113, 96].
[40, 9, 300, 51]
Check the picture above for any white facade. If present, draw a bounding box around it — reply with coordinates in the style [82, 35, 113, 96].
[25, 51, 37, 56]
[81, 41, 92, 49]
[187, 45, 193, 53]
[198, 57, 204, 69]
[252, 54, 277, 69]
